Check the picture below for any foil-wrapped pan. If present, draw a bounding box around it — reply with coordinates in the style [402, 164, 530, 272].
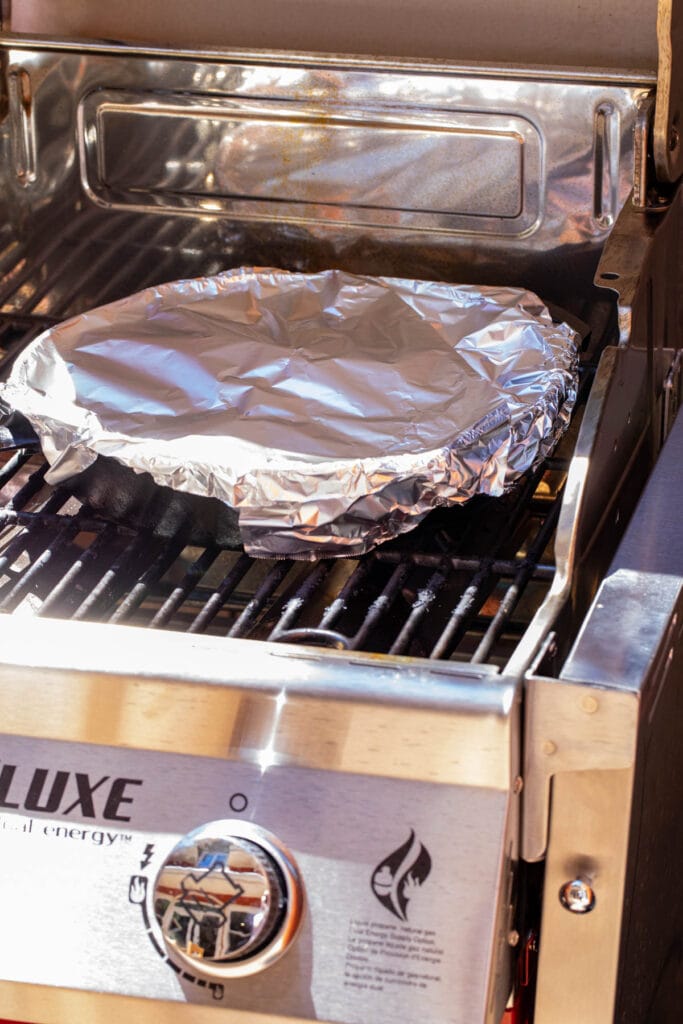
[2, 268, 578, 558]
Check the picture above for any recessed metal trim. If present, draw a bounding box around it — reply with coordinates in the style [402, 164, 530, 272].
[79, 89, 540, 235]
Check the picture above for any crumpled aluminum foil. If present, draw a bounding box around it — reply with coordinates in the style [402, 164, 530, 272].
[2, 268, 578, 558]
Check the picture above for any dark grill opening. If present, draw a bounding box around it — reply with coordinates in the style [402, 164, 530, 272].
[0, 210, 596, 670]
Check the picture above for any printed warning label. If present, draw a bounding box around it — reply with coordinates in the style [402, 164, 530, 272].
[344, 917, 444, 993]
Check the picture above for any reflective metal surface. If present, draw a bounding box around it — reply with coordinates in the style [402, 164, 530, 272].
[84, 90, 539, 233]
[562, 405, 683, 690]
[0, 34, 680, 1024]
[527, 407, 683, 1022]
[532, 767, 635, 1024]
[0, 42, 652, 322]
[154, 821, 303, 977]
[559, 878, 596, 914]
[3, 270, 578, 558]
[0, 733, 518, 1024]
[523, 183, 683, 851]
[0, 615, 514, 789]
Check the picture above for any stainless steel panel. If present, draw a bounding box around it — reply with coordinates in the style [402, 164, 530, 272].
[87, 92, 533, 228]
[1, 43, 650, 285]
[0, 735, 518, 1024]
[532, 767, 636, 1024]
[522, 187, 683, 852]
[562, 405, 683, 689]
[0, 615, 514, 791]
[614, 589, 683, 1022]
[527, 406, 683, 1022]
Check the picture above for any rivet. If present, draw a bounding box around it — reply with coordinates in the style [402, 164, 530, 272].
[581, 695, 599, 714]
[542, 740, 557, 755]
[507, 930, 520, 947]
[513, 776, 524, 795]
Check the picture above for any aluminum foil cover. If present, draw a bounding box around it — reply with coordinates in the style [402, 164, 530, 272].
[2, 269, 578, 558]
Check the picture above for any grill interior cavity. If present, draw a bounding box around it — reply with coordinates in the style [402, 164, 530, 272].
[0, 50, 618, 669]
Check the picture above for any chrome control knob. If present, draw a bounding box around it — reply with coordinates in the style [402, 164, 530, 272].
[153, 820, 303, 978]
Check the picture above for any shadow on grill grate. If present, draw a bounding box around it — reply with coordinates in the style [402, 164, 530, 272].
[0, 213, 593, 669]
[0, 442, 569, 668]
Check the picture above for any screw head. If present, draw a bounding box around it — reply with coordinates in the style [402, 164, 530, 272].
[559, 878, 595, 914]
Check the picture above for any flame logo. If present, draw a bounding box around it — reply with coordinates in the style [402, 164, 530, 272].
[370, 830, 432, 922]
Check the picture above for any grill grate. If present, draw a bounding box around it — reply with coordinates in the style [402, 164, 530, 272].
[0, 442, 569, 668]
[0, 216, 588, 669]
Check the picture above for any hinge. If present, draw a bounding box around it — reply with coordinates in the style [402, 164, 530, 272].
[654, 0, 683, 183]
[633, 90, 674, 211]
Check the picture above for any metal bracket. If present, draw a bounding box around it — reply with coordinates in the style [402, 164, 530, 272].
[654, 0, 683, 182]
[633, 91, 673, 210]
[522, 677, 638, 862]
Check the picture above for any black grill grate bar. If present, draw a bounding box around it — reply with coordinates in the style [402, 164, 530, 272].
[0, 482, 64, 579]
[149, 545, 220, 629]
[107, 533, 190, 626]
[4, 462, 48, 512]
[0, 324, 46, 372]
[269, 626, 350, 649]
[470, 485, 565, 664]
[428, 566, 494, 660]
[388, 568, 450, 656]
[374, 548, 556, 580]
[0, 498, 82, 613]
[318, 559, 374, 630]
[544, 456, 571, 472]
[37, 522, 118, 618]
[70, 532, 155, 621]
[0, 312, 60, 331]
[0, 450, 34, 490]
[349, 561, 412, 651]
[0, 238, 23, 279]
[0, 506, 129, 533]
[267, 561, 334, 641]
[227, 560, 293, 639]
[187, 553, 253, 635]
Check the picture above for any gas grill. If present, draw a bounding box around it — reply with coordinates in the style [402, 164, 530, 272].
[0, 2, 682, 1023]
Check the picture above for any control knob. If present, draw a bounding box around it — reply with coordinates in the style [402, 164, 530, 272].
[153, 820, 303, 978]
